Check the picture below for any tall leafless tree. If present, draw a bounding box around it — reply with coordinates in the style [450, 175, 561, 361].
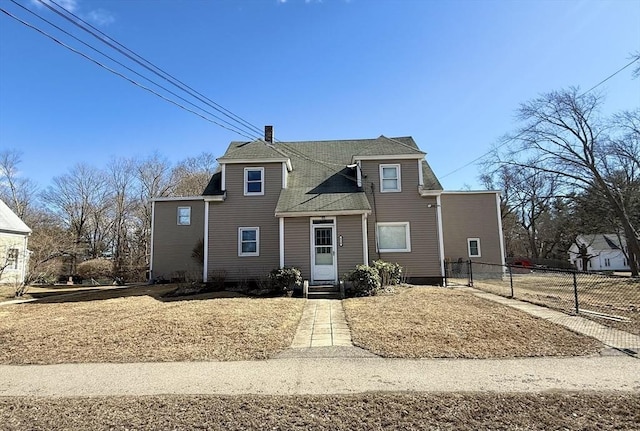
[0, 149, 38, 221]
[501, 87, 639, 275]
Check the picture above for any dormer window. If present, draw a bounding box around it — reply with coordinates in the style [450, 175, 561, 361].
[380, 164, 401, 192]
[244, 167, 264, 196]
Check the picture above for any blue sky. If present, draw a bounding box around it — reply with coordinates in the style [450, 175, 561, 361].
[1, 0, 639, 191]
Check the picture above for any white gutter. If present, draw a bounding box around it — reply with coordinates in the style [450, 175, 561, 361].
[275, 209, 372, 218]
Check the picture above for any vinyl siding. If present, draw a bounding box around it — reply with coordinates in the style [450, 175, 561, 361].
[361, 159, 441, 278]
[207, 163, 281, 281]
[151, 200, 204, 281]
[283, 217, 310, 278]
[336, 215, 364, 276]
[441, 193, 503, 264]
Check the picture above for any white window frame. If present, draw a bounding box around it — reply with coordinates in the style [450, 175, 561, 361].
[244, 167, 265, 196]
[177, 206, 191, 226]
[467, 238, 481, 258]
[7, 248, 19, 269]
[238, 227, 260, 257]
[604, 258, 611, 267]
[379, 164, 401, 192]
[376, 222, 411, 253]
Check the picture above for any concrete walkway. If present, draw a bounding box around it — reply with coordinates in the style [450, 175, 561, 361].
[290, 299, 352, 348]
[463, 288, 640, 355]
[1, 356, 638, 396]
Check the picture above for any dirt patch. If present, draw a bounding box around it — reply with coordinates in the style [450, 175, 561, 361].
[343, 287, 603, 358]
[0, 285, 305, 364]
[1, 392, 638, 430]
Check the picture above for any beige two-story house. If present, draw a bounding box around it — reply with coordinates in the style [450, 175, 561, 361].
[150, 128, 505, 286]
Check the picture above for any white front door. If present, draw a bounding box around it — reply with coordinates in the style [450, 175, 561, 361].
[312, 220, 336, 283]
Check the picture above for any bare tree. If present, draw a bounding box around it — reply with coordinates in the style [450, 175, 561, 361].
[502, 87, 639, 275]
[171, 152, 218, 196]
[0, 150, 38, 221]
[41, 163, 111, 274]
[106, 157, 137, 278]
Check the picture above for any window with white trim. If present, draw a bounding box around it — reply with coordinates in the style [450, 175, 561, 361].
[238, 227, 259, 256]
[244, 167, 264, 195]
[376, 222, 411, 252]
[177, 206, 191, 225]
[379, 164, 401, 192]
[604, 258, 611, 267]
[467, 238, 481, 257]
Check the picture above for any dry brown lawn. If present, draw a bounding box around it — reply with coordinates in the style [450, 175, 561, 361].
[344, 287, 603, 358]
[473, 273, 640, 335]
[0, 285, 305, 364]
[2, 392, 638, 430]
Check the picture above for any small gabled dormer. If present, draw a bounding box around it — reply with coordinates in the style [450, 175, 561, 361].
[216, 126, 292, 197]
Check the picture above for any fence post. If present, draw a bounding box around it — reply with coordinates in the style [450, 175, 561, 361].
[508, 264, 514, 298]
[468, 260, 474, 287]
[572, 271, 579, 314]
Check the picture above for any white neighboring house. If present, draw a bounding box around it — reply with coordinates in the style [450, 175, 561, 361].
[0, 199, 31, 285]
[568, 234, 630, 271]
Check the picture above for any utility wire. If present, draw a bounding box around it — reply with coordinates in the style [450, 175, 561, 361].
[7, 0, 262, 141]
[439, 56, 640, 181]
[0, 7, 259, 141]
[40, 0, 266, 139]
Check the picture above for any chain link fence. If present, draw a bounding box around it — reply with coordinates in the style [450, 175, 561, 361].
[449, 261, 640, 351]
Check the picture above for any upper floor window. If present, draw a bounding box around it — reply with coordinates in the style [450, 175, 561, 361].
[379, 164, 401, 192]
[244, 167, 265, 196]
[177, 206, 191, 225]
[467, 238, 481, 257]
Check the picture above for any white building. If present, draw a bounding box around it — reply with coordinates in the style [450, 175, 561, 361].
[568, 234, 630, 271]
[0, 199, 31, 285]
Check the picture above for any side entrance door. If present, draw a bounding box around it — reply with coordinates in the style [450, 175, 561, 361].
[311, 219, 336, 284]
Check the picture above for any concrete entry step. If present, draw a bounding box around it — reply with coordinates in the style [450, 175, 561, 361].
[307, 284, 341, 299]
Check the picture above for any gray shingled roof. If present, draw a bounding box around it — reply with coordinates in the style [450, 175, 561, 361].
[211, 135, 443, 214]
[0, 199, 31, 234]
[219, 140, 289, 161]
[577, 234, 626, 251]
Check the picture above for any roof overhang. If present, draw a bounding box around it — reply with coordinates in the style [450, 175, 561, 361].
[151, 192, 226, 203]
[352, 154, 425, 163]
[276, 209, 372, 218]
[441, 190, 502, 196]
[218, 157, 293, 171]
[418, 188, 443, 197]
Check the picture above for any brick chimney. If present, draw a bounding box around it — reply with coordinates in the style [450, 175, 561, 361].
[265, 125, 273, 143]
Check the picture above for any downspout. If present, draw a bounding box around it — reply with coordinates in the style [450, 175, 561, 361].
[203, 201, 209, 283]
[370, 182, 380, 260]
[149, 200, 155, 283]
[279, 217, 285, 268]
[435, 195, 446, 286]
[495, 193, 506, 267]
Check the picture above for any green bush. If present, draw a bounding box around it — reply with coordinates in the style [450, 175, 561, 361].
[76, 258, 113, 280]
[372, 260, 403, 286]
[268, 266, 302, 294]
[347, 264, 381, 297]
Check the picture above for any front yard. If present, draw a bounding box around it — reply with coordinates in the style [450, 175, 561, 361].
[0, 285, 305, 364]
[343, 287, 603, 358]
[0, 284, 605, 364]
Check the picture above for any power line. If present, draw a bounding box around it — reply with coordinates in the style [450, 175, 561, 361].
[0, 6, 259, 141]
[40, 0, 266, 139]
[439, 56, 640, 181]
[7, 0, 262, 141]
